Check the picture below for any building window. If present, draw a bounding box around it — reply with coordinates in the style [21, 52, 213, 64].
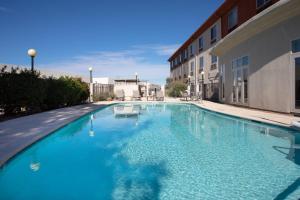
[210, 25, 217, 44]
[198, 37, 204, 51]
[232, 72, 236, 102]
[231, 56, 249, 104]
[181, 52, 185, 62]
[292, 39, 300, 53]
[228, 7, 238, 31]
[232, 56, 249, 69]
[243, 67, 248, 103]
[190, 45, 194, 57]
[199, 57, 204, 72]
[220, 64, 225, 100]
[190, 61, 194, 76]
[184, 49, 188, 60]
[256, 0, 271, 9]
[211, 55, 217, 70]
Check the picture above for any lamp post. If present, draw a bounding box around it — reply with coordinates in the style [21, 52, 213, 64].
[27, 49, 37, 72]
[135, 72, 138, 85]
[89, 67, 93, 103]
[188, 75, 191, 98]
[201, 71, 205, 101]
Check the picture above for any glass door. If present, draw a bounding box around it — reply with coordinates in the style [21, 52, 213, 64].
[295, 57, 300, 109]
[233, 67, 248, 105]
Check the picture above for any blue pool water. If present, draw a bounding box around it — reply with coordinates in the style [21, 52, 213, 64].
[0, 103, 300, 199]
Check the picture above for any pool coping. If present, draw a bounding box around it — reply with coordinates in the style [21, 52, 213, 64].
[1, 100, 298, 168]
[0, 102, 115, 168]
[189, 102, 297, 128]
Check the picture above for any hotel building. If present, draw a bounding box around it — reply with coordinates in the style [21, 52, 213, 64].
[168, 11, 222, 101]
[169, 0, 300, 114]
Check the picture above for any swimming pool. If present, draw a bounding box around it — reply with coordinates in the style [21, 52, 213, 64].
[0, 103, 299, 199]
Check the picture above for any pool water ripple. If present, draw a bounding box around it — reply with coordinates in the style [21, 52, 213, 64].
[0, 103, 299, 199]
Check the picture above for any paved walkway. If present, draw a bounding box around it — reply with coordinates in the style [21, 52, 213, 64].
[0, 102, 113, 167]
[192, 100, 300, 127]
[1, 99, 299, 167]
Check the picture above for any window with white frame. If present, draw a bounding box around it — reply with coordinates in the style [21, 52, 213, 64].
[190, 44, 194, 57]
[210, 25, 217, 44]
[228, 6, 238, 30]
[190, 61, 194, 76]
[211, 55, 217, 70]
[231, 56, 249, 104]
[256, 0, 271, 9]
[199, 57, 204, 72]
[292, 38, 300, 53]
[198, 37, 204, 51]
[220, 64, 225, 99]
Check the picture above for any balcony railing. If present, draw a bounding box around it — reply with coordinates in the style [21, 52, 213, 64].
[210, 63, 217, 70]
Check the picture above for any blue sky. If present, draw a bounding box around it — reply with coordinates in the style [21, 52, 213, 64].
[0, 0, 223, 84]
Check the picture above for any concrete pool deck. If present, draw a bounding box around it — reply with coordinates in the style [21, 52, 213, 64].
[1, 99, 300, 167]
[0, 102, 114, 167]
[191, 100, 300, 127]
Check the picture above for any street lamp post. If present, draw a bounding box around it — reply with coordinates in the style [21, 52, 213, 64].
[89, 67, 93, 103]
[201, 71, 205, 101]
[135, 72, 138, 85]
[188, 75, 191, 98]
[27, 49, 37, 72]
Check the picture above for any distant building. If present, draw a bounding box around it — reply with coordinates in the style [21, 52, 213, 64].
[113, 77, 163, 100]
[92, 77, 114, 84]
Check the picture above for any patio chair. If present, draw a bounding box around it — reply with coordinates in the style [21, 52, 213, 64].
[198, 91, 204, 103]
[132, 90, 141, 101]
[115, 90, 125, 101]
[180, 91, 189, 101]
[192, 91, 203, 102]
[156, 91, 164, 101]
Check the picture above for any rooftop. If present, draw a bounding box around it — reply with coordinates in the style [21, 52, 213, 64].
[168, 0, 236, 62]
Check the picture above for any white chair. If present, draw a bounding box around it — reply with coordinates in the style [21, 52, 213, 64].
[115, 90, 125, 101]
[132, 90, 141, 101]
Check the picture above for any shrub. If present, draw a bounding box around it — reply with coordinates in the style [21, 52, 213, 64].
[166, 81, 187, 97]
[0, 66, 45, 115]
[93, 92, 115, 101]
[58, 76, 89, 106]
[0, 66, 89, 116]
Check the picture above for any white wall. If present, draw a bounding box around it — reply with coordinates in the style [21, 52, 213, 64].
[93, 77, 114, 84]
[114, 84, 139, 100]
[220, 15, 300, 113]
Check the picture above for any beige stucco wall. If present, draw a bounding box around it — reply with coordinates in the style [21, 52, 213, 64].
[191, 19, 221, 86]
[170, 19, 221, 88]
[219, 14, 300, 113]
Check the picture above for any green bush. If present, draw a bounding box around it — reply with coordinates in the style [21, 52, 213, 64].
[0, 66, 89, 116]
[0, 66, 45, 115]
[93, 92, 115, 101]
[57, 76, 89, 106]
[166, 81, 187, 97]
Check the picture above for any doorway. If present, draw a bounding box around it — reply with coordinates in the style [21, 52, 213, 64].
[292, 56, 300, 113]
